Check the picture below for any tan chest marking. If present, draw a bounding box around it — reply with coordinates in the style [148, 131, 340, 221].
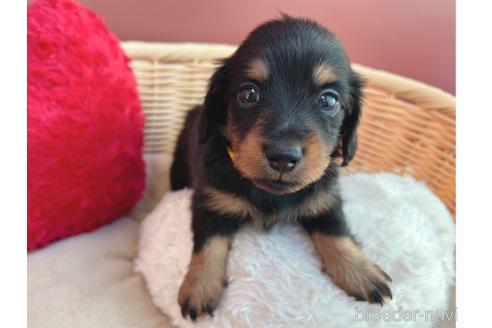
[203, 186, 338, 228]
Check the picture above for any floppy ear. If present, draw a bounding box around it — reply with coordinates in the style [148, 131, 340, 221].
[340, 72, 363, 166]
[198, 58, 232, 143]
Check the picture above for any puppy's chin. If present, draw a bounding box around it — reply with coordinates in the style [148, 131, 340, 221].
[233, 161, 331, 196]
[250, 178, 305, 195]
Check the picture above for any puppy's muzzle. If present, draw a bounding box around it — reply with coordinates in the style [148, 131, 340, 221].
[264, 143, 303, 173]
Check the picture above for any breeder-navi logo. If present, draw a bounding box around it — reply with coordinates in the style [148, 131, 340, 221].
[355, 307, 457, 323]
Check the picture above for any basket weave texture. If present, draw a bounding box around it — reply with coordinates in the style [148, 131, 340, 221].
[122, 41, 456, 215]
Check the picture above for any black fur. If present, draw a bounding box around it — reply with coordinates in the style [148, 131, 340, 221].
[170, 16, 389, 319]
[171, 16, 362, 241]
[171, 16, 362, 243]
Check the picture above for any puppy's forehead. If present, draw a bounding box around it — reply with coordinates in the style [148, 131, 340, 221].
[240, 44, 349, 87]
[243, 55, 343, 89]
[237, 19, 352, 87]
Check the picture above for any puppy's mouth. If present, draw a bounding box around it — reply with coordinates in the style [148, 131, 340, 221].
[251, 178, 302, 195]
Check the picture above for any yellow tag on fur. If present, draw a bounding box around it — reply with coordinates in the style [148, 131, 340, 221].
[227, 147, 235, 161]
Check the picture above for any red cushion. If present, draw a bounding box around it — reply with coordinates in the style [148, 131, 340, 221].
[28, 0, 145, 250]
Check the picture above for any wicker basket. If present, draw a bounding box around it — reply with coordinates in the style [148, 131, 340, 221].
[122, 41, 456, 215]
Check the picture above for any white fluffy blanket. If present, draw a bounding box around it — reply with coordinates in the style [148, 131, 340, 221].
[135, 173, 455, 328]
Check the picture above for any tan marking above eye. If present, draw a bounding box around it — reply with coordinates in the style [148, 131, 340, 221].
[313, 63, 337, 87]
[246, 59, 269, 82]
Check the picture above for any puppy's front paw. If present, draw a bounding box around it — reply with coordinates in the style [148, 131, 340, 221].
[335, 261, 393, 306]
[311, 234, 392, 305]
[178, 269, 227, 320]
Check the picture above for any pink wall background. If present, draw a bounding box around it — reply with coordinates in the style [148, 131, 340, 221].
[74, 0, 455, 94]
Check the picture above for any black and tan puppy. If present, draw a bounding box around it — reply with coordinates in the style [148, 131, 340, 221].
[171, 16, 392, 320]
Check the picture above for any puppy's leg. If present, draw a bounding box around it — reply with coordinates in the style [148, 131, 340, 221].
[301, 205, 392, 305]
[178, 192, 242, 320]
[178, 235, 230, 320]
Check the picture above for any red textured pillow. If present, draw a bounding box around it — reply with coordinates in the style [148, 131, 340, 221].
[28, 0, 145, 250]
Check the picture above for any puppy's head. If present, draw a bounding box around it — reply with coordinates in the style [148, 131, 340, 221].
[200, 16, 363, 195]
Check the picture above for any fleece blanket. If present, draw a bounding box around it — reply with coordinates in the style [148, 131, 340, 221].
[135, 173, 455, 328]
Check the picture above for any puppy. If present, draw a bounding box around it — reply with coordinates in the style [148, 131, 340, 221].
[171, 16, 392, 320]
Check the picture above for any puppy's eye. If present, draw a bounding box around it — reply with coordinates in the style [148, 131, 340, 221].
[318, 91, 339, 111]
[237, 83, 259, 107]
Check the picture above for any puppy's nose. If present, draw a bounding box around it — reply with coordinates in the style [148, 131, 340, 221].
[264, 144, 303, 173]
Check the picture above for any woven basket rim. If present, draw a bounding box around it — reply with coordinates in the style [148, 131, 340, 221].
[122, 41, 455, 111]
[122, 41, 455, 214]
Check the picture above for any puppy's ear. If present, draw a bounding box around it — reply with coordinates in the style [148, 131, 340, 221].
[340, 72, 363, 166]
[198, 58, 232, 143]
